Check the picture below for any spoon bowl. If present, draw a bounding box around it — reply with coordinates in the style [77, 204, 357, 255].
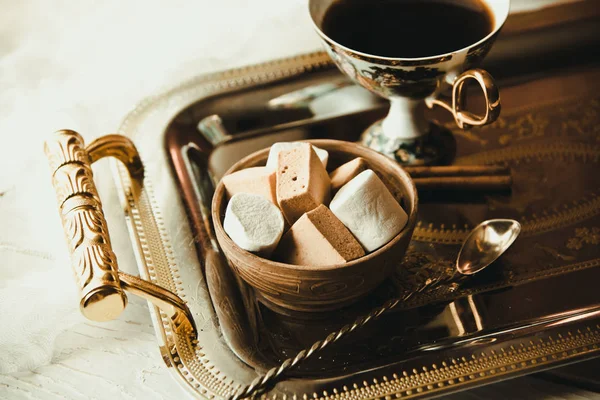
[456, 219, 521, 276]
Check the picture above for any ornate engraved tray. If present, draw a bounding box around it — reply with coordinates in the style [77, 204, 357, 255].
[45, 3, 600, 400]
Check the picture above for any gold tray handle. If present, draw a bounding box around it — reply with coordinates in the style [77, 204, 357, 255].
[44, 130, 196, 338]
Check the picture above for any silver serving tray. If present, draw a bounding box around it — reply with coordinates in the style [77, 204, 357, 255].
[99, 4, 600, 399]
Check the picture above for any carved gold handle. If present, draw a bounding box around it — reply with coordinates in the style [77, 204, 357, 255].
[426, 68, 501, 129]
[44, 129, 196, 338]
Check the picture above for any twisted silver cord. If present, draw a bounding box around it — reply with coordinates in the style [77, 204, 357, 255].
[229, 273, 456, 400]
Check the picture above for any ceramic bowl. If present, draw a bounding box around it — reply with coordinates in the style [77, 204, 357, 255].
[212, 139, 418, 312]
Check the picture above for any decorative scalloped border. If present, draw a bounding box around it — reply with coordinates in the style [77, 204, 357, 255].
[295, 325, 600, 400]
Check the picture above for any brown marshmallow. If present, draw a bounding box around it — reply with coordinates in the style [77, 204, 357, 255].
[330, 157, 369, 193]
[276, 205, 365, 266]
[276, 143, 330, 225]
[222, 167, 277, 205]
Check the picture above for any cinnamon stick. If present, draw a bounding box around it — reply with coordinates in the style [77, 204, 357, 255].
[405, 165, 510, 178]
[414, 175, 512, 192]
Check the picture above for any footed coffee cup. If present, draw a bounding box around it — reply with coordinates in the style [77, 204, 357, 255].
[309, 0, 510, 164]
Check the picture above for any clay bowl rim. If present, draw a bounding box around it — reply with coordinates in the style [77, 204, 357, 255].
[211, 139, 419, 272]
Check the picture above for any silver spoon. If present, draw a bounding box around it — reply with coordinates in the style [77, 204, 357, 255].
[231, 218, 521, 400]
[457, 219, 521, 276]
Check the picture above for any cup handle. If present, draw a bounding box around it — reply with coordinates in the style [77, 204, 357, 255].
[425, 68, 501, 129]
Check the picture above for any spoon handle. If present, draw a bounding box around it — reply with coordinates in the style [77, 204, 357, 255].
[230, 274, 450, 400]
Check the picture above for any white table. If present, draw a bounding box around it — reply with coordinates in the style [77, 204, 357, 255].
[0, 0, 597, 398]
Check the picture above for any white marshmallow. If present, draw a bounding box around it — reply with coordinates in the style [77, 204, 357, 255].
[224, 193, 285, 257]
[266, 142, 329, 169]
[330, 170, 408, 252]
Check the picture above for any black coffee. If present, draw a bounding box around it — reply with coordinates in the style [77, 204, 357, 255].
[322, 0, 494, 58]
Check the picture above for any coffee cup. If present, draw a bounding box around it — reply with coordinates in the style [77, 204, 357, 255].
[309, 0, 510, 164]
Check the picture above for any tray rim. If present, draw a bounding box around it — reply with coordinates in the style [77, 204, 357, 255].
[112, 4, 600, 399]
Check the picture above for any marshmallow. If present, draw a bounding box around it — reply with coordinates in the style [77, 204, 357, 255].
[224, 193, 285, 257]
[276, 143, 331, 225]
[330, 157, 369, 193]
[330, 170, 408, 252]
[221, 167, 277, 204]
[276, 205, 365, 266]
[266, 142, 329, 169]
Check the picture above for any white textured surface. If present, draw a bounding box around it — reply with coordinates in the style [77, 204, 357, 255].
[0, 0, 594, 399]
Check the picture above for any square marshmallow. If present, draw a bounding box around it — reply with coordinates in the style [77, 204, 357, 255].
[330, 169, 407, 252]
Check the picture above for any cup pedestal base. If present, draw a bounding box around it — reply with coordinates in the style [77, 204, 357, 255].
[360, 121, 456, 165]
